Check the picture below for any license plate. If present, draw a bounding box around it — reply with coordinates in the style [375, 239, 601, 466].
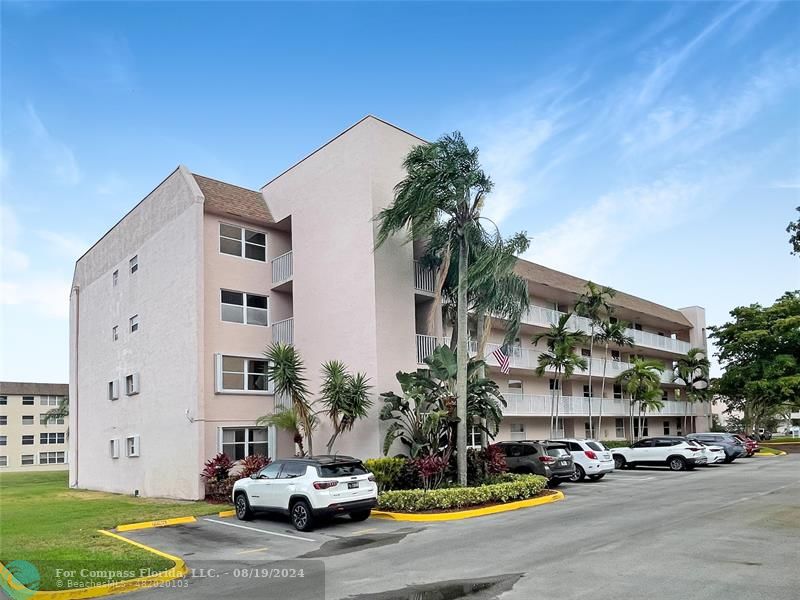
[348, 481, 359, 489]
[559, 461, 568, 466]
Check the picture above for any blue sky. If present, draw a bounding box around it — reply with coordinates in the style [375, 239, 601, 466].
[1, 0, 799, 382]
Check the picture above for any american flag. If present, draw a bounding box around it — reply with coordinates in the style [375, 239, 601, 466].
[491, 346, 511, 374]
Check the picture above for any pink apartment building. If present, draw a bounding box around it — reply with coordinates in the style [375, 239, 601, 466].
[69, 116, 708, 499]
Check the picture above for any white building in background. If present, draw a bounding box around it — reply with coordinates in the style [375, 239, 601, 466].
[70, 116, 708, 499]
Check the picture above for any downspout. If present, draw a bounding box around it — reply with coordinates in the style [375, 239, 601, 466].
[71, 284, 80, 488]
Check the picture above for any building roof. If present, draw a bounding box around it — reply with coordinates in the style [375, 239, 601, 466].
[193, 174, 274, 225]
[0, 382, 69, 396]
[514, 259, 693, 328]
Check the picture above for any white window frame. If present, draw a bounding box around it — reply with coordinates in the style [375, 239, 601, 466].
[40, 413, 65, 425]
[21, 435, 34, 445]
[21, 454, 34, 466]
[615, 418, 625, 438]
[125, 373, 140, 396]
[40, 432, 65, 445]
[0, 396, 6, 405]
[220, 290, 270, 327]
[112, 326, 119, 341]
[129, 314, 139, 333]
[21, 415, 34, 425]
[0, 435, 5, 446]
[22, 396, 34, 405]
[0, 416, 6, 425]
[126, 435, 140, 457]
[613, 384, 623, 399]
[0, 456, 6, 467]
[508, 380, 523, 393]
[215, 354, 274, 394]
[218, 223, 267, 262]
[112, 269, 119, 286]
[468, 425, 482, 448]
[110, 438, 120, 459]
[108, 380, 119, 401]
[129, 255, 138, 274]
[217, 426, 275, 461]
[39, 395, 60, 406]
[39, 451, 65, 464]
[663, 420, 671, 435]
[510, 422, 526, 441]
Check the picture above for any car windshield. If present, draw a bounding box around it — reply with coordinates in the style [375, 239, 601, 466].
[586, 441, 606, 451]
[546, 446, 570, 458]
[318, 462, 368, 478]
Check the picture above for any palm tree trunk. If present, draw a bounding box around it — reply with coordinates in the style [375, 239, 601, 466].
[428, 244, 451, 340]
[456, 236, 469, 487]
[629, 397, 634, 442]
[549, 375, 557, 438]
[598, 342, 609, 438]
[555, 375, 562, 437]
[476, 313, 490, 449]
[587, 327, 594, 438]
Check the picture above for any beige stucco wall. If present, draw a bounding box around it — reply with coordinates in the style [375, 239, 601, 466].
[0, 393, 69, 473]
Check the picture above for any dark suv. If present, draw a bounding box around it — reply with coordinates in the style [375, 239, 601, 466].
[494, 441, 575, 486]
[687, 433, 746, 463]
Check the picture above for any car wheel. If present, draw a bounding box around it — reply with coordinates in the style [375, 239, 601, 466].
[613, 455, 626, 470]
[290, 499, 314, 532]
[570, 465, 586, 482]
[588, 474, 605, 481]
[669, 457, 687, 471]
[234, 493, 253, 521]
[350, 510, 371, 522]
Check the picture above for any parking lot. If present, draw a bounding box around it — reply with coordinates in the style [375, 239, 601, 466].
[125, 455, 800, 600]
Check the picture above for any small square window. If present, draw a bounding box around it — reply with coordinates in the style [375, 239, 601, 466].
[549, 379, 560, 390]
[125, 373, 139, 396]
[0, 456, 6, 467]
[130, 255, 138, 274]
[0, 396, 6, 405]
[0, 436, 6, 446]
[0, 416, 7, 425]
[126, 435, 140, 457]
[613, 384, 623, 399]
[108, 380, 119, 401]
[112, 270, 119, 286]
[21, 435, 34, 445]
[22, 415, 34, 425]
[112, 326, 119, 341]
[22, 396, 34, 405]
[21, 454, 34, 465]
[110, 438, 120, 459]
[510, 423, 526, 441]
[130, 315, 139, 333]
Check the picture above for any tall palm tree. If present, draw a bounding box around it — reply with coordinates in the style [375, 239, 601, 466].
[43, 397, 70, 437]
[574, 282, 616, 438]
[375, 132, 494, 486]
[319, 361, 373, 454]
[257, 407, 311, 456]
[616, 358, 664, 440]
[533, 313, 588, 437]
[673, 348, 710, 434]
[595, 320, 634, 437]
[262, 343, 316, 455]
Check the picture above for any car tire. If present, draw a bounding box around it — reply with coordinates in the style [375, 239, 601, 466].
[613, 455, 626, 470]
[350, 510, 371, 522]
[234, 492, 253, 521]
[588, 474, 605, 481]
[669, 457, 687, 471]
[723, 456, 735, 464]
[570, 465, 586, 482]
[290, 499, 314, 532]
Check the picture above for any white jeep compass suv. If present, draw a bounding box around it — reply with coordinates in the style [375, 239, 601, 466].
[232, 456, 378, 531]
[612, 437, 707, 471]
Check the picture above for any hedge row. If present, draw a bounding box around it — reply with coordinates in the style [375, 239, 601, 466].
[376, 474, 548, 512]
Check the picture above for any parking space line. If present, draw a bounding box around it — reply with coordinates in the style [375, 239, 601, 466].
[202, 518, 316, 542]
[236, 547, 270, 554]
[351, 528, 378, 535]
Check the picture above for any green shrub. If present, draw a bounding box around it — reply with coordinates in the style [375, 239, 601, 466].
[601, 440, 632, 449]
[364, 457, 406, 492]
[376, 473, 548, 512]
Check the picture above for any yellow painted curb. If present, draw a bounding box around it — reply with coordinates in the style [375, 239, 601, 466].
[116, 516, 196, 532]
[0, 530, 186, 599]
[218, 509, 235, 518]
[372, 490, 565, 522]
[754, 451, 788, 457]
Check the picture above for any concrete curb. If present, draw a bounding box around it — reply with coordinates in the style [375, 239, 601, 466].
[0, 530, 186, 599]
[372, 490, 565, 522]
[754, 451, 788, 457]
[116, 516, 197, 532]
[218, 509, 236, 518]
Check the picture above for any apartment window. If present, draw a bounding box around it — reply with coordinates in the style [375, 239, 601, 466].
[112, 269, 119, 286]
[219, 223, 266, 261]
[125, 373, 140, 396]
[40, 451, 65, 464]
[467, 426, 482, 448]
[41, 413, 65, 425]
[40, 433, 65, 445]
[584, 421, 591, 436]
[108, 380, 119, 401]
[676, 422, 683, 436]
[0, 416, 6, 425]
[581, 348, 591, 357]
[220, 427, 268, 461]
[22, 396, 34, 405]
[663, 420, 671, 435]
[21, 435, 34, 445]
[510, 423, 526, 441]
[549, 379, 560, 391]
[583, 385, 594, 398]
[22, 415, 34, 425]
[661, 389, 668, 402]
[508, 380, 523, 393]
[129, 315, 139, 333]
[129, 255, 138, 274]
[110, 438, 120, 459]
[21, 455, 34, 465]
[615, 418, 625, 438]
[633, 419, 649, 438]
[126, 435, 140, 457]
[40, 395, 60, 406]
[0, 456, 6, 467]
[0, 396, 5, 405]
[613, 384, 623, 399]
[0, 436, 6, 446]
[112, 326, 119, 341]
[611, 350, 620, 361]
[220, 290, 269, 326]
[634, 323, 643, 331]
[217, 356, 272, 393]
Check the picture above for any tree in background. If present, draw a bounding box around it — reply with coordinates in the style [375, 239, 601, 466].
[595, 319, 634, 437]
[673, 348, 711, 434]
[616, 358, 665, 440]
[319, 361, 373, 454]
[257, 407, 310, 457]
[787, 206, 800, 256]
[710, 291, 800, 433]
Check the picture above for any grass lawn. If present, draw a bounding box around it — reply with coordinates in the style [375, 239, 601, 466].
[0, 471, 226, 590]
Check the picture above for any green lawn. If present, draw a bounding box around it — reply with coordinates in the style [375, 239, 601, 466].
[0, 471, 225, 591]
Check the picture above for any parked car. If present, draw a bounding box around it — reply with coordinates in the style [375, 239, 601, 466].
[552, 438, 615, 481]
[692, 440, 726, 464]
[612, 437, 707, 471]
[733, 434, 759, 456]
[687, 433, 746, 463]
[232, 456, 377, 531]
[495, 440, 575, 486]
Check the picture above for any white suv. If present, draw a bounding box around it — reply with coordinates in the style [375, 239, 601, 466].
[552, 438, 615, 481]
[232, 456, 378, 531]
[612, 437, 707, 471]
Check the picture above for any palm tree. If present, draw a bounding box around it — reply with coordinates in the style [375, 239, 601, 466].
[375, 132, 494, 486]
[673, 348, 710, 434]
[43, 397, 70, 437]
[595, 320, 634, 437]
[319, 361, 373, 454]
[533, 314, 588, 437]
[574, 282, 615, 438]
[257, 407, 311, 456]
[263, 343, 316, 455]
[616, 358, 665, 440]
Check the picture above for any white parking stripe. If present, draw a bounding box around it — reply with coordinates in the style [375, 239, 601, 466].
[203, 518, 316, 542]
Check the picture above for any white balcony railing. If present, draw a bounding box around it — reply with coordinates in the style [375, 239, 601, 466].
[271, 251, 293, 284]
[416, 334, 438, 364]
[414, 261, 435, 293]
[502, 394, 688, 417]
[520, 305, 691, 355]
[272, 317, 294, 345]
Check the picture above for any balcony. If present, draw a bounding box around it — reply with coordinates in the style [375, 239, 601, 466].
[414, 261, 435, 294]
[520, 305, 691, 356]
[416, 334, 438, 364]
[271, 251, 293, 290]
[502, 394, 687, 417]
[272, 317, 294, 345]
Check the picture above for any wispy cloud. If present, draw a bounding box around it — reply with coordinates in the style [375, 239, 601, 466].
[25, 103, 81, 185]
[771, 181, 800, 190]
[37, 230, 89, 258]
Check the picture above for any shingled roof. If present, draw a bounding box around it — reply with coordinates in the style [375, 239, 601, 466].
[194, 174, 274, 224]
[0, 382, 69, 396]
[514, 259, 693, 328]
